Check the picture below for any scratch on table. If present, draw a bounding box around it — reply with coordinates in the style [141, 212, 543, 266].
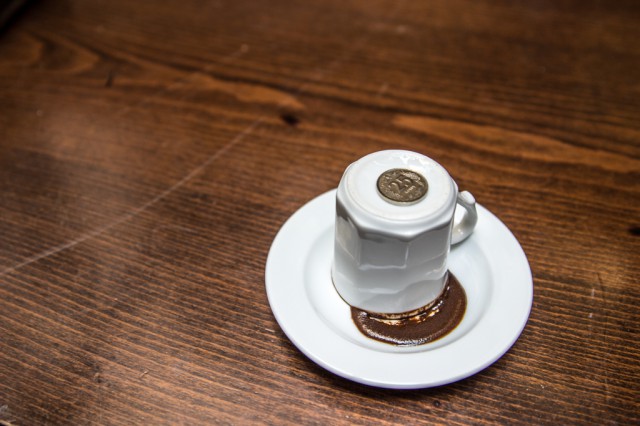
[0, 118, 262, 278]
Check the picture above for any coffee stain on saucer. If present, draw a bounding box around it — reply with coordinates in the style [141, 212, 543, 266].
[351, 273, 466, 346]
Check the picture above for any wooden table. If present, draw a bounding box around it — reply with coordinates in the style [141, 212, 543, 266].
[1, 1, 638, 424]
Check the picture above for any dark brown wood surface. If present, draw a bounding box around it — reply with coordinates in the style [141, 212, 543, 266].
[1, 0, 639, 424]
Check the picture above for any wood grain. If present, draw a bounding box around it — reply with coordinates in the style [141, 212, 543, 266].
[0, 0, 638, 424]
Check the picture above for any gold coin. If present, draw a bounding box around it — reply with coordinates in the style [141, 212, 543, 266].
[377, 168, 428, 203]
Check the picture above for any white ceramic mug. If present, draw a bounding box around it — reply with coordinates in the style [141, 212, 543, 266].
[332, 150, 478, 315]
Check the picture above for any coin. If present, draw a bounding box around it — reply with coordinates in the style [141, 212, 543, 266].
[377, 168, 428, 203]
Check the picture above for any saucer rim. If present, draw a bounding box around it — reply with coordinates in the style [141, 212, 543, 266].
[265, 189, 533, 389]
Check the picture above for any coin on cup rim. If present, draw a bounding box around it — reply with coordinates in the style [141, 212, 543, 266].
[376, 168, 428, 204]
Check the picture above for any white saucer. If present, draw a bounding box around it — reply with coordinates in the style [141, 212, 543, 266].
[265, 189, 532, 389]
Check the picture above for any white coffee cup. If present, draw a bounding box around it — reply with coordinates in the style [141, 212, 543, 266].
[332, 150, 478, 315]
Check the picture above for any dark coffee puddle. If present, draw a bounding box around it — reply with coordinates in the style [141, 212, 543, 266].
[351, 273, 466, 346]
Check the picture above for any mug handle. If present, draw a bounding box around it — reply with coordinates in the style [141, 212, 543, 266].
[451, 191, 478, 245]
